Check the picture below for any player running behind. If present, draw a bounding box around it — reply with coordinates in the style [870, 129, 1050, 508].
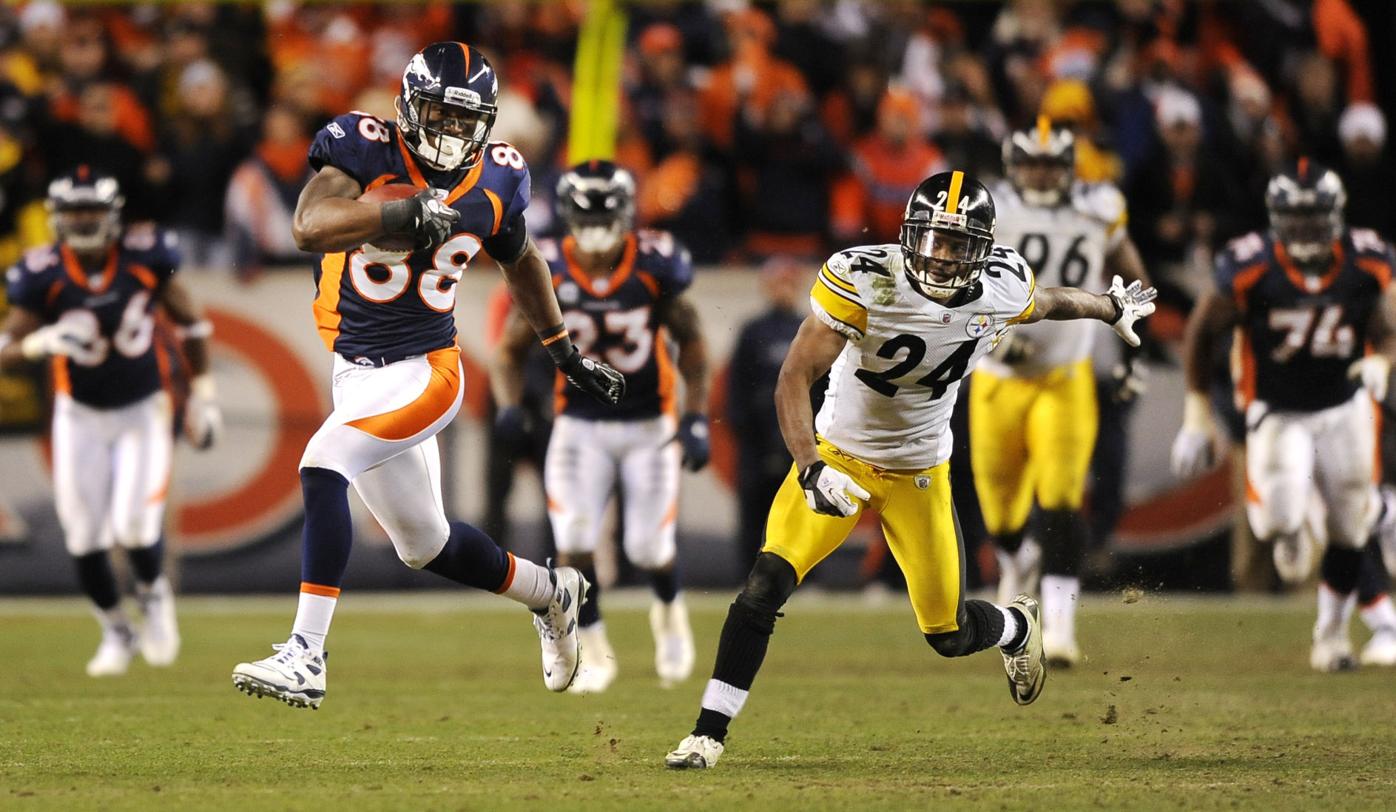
[972, 117, 1152, 667]
[0, 168, 222, 676]
[665, 170, 1157, 768]
[1173, 160, 1396, 672]
[492, 161, 710, 693]
[230, 43, 624, 709]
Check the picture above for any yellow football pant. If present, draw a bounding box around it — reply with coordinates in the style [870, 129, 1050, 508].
[969, 358, 1098, 536]
[762, 440, 964, 634]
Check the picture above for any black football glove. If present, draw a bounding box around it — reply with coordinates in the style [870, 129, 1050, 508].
[380, 188, 461, 250]
[675, 413, 711, 471]
[558, 348, 626, 405]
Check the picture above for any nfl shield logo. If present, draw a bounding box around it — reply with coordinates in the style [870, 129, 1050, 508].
[940, 312, 952, 324]
[914, 475, 931, 490]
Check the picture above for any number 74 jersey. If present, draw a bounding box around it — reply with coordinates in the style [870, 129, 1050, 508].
[810, 243, 1036, 470]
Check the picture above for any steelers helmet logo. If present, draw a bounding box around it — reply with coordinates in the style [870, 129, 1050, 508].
[966, 313, 995, 338]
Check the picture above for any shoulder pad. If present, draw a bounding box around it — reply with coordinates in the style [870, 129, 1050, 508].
[826, 244, 898, 283]
[1071, 182, 1127, 226]
[1222, 231, 1270, 268]
[308, 111, 395, 183]
[122, 226, 181, 276]
[1349, 227, 1392, 259]
[985, 244, 1036, 319]
[21, 245, 59, 274]
[635, 229, 693, 296]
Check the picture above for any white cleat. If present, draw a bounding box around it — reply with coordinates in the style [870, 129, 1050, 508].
[86, 626, 138, 678]
[650, 597, 695, 687]
[1310, 631, 1357, 673]
[1043, 631, 1081, 669]
[568, 624, 618, 695]
[996, 539, 1041, 605]
[1378, 486, 1396, 576]
[1002, 594, 1046, 705]
[231, 634, 327, 709]
[665, 734, 724, 770]
[1360, 629, 1396, 666]
[1273, 532, 1316, 585]
[137, 578, 180, 667]
[534, 567, 589, 692]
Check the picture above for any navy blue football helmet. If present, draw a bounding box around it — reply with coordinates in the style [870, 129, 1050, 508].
[1265, 158, 1346, 270]
[556, 160, 636, 255]
[46, 165, 124, 252]
[397, 42, 499, 172]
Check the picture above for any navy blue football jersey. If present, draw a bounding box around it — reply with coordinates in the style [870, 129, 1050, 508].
[1216, 228, 1395, 412]
[544, 229, 694, 420]
[5, 226, 179, 409]
[307, 111, 531, 362]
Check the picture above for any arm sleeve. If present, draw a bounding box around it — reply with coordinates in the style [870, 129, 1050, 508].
[657, 236, 694, 298]
[482, 164, 532, 263]
[809, 253, 868, 341]
[307, 114, 373, 186]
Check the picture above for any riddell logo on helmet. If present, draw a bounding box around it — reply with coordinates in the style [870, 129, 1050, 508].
[444, 87, 481, 106]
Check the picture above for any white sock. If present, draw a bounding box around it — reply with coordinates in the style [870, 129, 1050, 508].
[1041, 574, 1080, 639]
[996, 605, 1021, 648]
[1360, 594, 1396, 634]
[500, 554, 554, 610]
[701, 679, 749, 718]
[292, 590, 338, 653]
[136, 574, 171, 599]
[94, 605, 131, 636]
[1314, 584, 1356, 638]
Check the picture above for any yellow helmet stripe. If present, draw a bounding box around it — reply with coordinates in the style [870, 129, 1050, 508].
[1036, 114, 1051, 147]
[946, 170, 964, 214]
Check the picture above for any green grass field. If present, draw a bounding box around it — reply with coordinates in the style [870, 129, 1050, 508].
[3, 590, 1395, 810]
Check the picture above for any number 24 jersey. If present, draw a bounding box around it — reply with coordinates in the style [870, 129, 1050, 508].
[810, 243, 1036, 470]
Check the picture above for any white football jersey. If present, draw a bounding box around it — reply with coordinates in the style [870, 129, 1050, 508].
[810, 243, 1036, 470]
[978, 180, 1127, 377]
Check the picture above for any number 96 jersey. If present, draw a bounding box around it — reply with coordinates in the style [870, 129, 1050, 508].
[544, 229, 693, 420]
[979, 181, 1126, 377]
[810, 243, 1036, 469]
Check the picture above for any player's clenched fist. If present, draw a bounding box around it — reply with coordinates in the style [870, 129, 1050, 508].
[380, 188, 460, 250]
[558, 348, 626, 405]
[798, 461, 870, 517]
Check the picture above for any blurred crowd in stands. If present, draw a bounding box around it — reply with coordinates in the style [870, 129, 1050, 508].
[0, 0, 1389, 292]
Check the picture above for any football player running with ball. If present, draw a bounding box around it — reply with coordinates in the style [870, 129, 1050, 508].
[493, 161, 710, 694]
[0, 168, 221, 676]
[972, 117, 1152, 667]
[231, 43, 624, 709]
[665, 170, 1156, 769]
[1172, 161, 1396, 672]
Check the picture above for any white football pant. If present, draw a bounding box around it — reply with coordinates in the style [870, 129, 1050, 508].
[545, 414, 681, 570]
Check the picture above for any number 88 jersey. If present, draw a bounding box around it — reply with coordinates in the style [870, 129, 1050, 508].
[980, 180, 1125, 377]
[810, 243, 1036, 470]
[544, 229, 693, 420]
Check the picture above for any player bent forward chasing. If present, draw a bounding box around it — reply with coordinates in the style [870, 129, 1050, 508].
[0, 168, 222, 676]
[492, 161, 711, 694]
[230, 42, 624, 709]
[1172, 160, 1396, 671]
[666, 170, 1156, 768]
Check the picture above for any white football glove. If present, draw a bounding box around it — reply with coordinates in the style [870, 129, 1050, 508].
[1170, 391, 1216, 479]
[1106, 275, 1158, 348]
[1347, 355, 1390, 403]
[20, 316, 103, 365]
[798, 461, 871, 517]
[185, 374, 223, 450]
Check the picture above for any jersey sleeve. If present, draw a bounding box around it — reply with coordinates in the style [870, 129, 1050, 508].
[5, 249, 59, 313]
[122, 226, 181, 284]
[642, 231, 694, 298]
[989, 245, 1037, 324]
[1214, 231, 1269, 308]
[307, 113, 384, 186]
[1090, 183, 1129, 252]
[810, 251, 869, 341]
[480, 143, 532, 263]
[1350, 228, 1395, 291]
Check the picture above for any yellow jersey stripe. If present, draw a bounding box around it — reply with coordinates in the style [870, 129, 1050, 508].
[819, 264, 859, 295]
[1006, 276, 1038, 325]
[811, 280, 868, 334]
[1108, 208, 1129, 236]
[946, 170, 964, 214]
[817, 274, 862, 306]
[1037, 114, 1051, 146]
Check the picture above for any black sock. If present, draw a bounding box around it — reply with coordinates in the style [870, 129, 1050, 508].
[995, 529, 1025, 555]
[126, 538, 164, 586]
[300, 467, 354, 588]
[423, 522, 512, 590]
[1321, 545, 1362, 595]
[651, 564, 679, 604]
[1358, 537, 1390, 606]
[926, 600, 1012, 657]
[73, 551, 120, 610]
[1040, 509, 1087, 577]
[576, 564, 601, 627]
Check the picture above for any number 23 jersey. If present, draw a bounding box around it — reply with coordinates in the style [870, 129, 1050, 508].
[810, 243, 1036, 470]
[1217, 228, 1395, 412]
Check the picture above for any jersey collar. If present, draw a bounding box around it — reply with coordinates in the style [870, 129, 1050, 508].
[59, 244, 118, 294]
[563, 234, 637, 298]
[1275, 238, 1343, 294]
[393, 130, 484, 205]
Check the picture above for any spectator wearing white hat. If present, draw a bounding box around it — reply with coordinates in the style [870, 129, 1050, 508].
[1337, 102, 1393, 238]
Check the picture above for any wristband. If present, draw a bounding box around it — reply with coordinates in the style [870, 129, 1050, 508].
[176, 320, 214, 340]
[380, 197, 417, 235]
[1107, 292, 1124, 324]
[540, 324, 574, 365]
[191, 374, 217, 399]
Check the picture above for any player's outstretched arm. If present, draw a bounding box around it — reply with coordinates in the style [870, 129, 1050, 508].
[0, 306, 44, 370]
[1025, 276, 1157, 347]
[775, 316, 848, 471]
[497, 238, 625, 405]
[659, 294, 712, 471]
[1170, 290, 1238, 477]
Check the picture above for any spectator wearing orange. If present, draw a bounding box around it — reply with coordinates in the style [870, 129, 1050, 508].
[1040, 78, 1121, 183]
[831, 89, 946, 246]
[637, 93, 732, 264]
[629, 23, 693, 158]
[820, 57, 888, 149]
[46, 14, 155, 154]
[698, 8, 808, 151]
[224, 104, 313, 279]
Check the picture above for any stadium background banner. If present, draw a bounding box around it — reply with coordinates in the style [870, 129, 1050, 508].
[0, 267, 1221, 595]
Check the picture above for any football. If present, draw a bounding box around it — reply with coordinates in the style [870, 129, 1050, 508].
[359, 183, 421, 252]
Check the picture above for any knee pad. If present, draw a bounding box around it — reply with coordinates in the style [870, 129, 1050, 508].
[1039, 508, 1088, 576]
[732, 553, 797, 634]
